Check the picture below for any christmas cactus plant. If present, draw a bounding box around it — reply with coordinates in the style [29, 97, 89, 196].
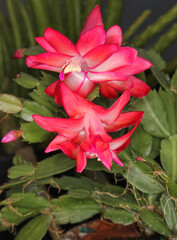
[0, 1, 177, 240]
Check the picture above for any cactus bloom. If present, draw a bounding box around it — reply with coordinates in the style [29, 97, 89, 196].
[1, 130, 22, 143]
[26, 5, 152, 103]
[33, 83, 143, 172]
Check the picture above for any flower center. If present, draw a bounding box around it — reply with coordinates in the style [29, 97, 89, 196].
[60, 56, 88, 80]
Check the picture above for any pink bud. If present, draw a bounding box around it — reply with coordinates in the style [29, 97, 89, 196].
[1, 130, 22, 143]
[13, 48, 26, 59]
[137, 156, 146, 162]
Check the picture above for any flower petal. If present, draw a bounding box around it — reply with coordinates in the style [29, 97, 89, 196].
[106, 25, 122, 48]
[26, 53, 70, 68]
[84, 44, 118, 68]
[45, 135, 68, 153]
[80, 5, 103, 36]
[35, 37, 56, 52]
[117, 56, 152, 75]
[45, 80, 58, 97]
[98, 76, 150, 98]
[111, 151, 124, 166]
[97, 89, 130, 125]
[76, 149, 87, 173]
[93, 47, 137, 72]
[105, 111, 144, 132]
[33, 114, 84, 138]
[87, 71, 129, 82]
[26, 58, 62, 72]
[76, 26, 106, 56]
[44, 27, 79, 55]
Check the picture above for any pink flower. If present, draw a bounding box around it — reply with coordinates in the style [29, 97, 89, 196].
[1, 130, 22, 143]
[33, 83, 143, 172]
[13, 48, 26, 59]
[26, 5, 152, 103]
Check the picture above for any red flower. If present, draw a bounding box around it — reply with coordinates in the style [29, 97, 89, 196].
[33, 83, 143, 172]
[26, 5, 152, 103]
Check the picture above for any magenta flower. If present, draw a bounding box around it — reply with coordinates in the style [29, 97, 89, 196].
[33, 83, 143, 172]
[26, 5, 152, 102]
[1, 130, 22, 143]
[13, 48, 26, 59]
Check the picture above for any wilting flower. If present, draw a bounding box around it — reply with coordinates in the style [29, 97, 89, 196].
[26, 5, 152, 103]
[1, 130, 22, 143]
[33, 83, 143, 172]
[13, 48, 26, 59]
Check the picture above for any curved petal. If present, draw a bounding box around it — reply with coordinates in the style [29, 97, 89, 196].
[76, 149, 87, 173]
[26, 53, 70, 67]
[111, 151, 124, 166]
[97, 149, 113, 170]
[84, 44, 118, 68]
[97, 89, 130, 125]
[80, 5, 103, 36]
[117, 56, 152, 75]
[45, 80, 58, 97]
[93, 47, 137, 72]
[105, 111, 144, 132]
[32, 114, 84, 138]
[106, 25, 122, 48]
[64, 72, 95, 98]
[99, 82, 118, 99]
[60, 82, 92, 116]
[76, 26, 106, 56]
[110, 118, 142, 150]
[87, 71, 129, 82]
[45, 135, 68, 153]
[26, 58, 62, 72]
[98, 76, 151, 98]
[44, 27, 79, 55]
[35, 37, 56, 52]
[59, 142, 79, 160]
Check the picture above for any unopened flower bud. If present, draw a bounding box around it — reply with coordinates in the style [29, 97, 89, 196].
[13, 48, 26, 59]
[1, 130, 22, 143]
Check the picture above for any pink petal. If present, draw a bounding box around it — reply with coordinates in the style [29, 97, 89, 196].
[97, 149, 113, 170]
[87, 71, 129, 82]
[93, 47, 137, 72]
[35, 37, 56, 52]
[80, 5, 103, 36]
[110, 118, 142, 150]
[26, 58, 62, 72]
[59, 142, 79, 159]
[111, 151, 124, 166]
[33, 114, 84, 138]
[99, 83, 118, 98]
[76, 26, 106, 56]
[84, 44, 118, 68]
[60, 82, 92, 117]
[26, 53, 70, 68]
[76, 149, 87, 173]
[64, 72, 95, 98]
[45, 135, 68, 153]
[106, 25, 122, 48]
[44, 27, 79, 56]
[117, 56, 152, 75]
[45, 80, 58, 97]
[97, 89, 130, 125]
[105, 111, 144, 132]
[98, 76, 150, 98]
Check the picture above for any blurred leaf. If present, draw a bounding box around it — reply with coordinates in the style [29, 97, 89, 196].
[152, 23, 177, 54]
[171, 68, 177, 92]
[34, 153, 76, 179]
[103, 207, 136, 225]
[21, 101, 53, 122]
[160, 134, 177, 182]
[10, 193, 49, 210]
[21, 121, 52, 143]
[132, 4, 177, 48]
[51, 195, 101, 224]
[123, 10, 151, 42]
[132, 90, 170, 138]
[160, 194, 177, 230]
[159, 88, 176, 134]
[0, 94, 22, 113]
[8, 162, 34, 179]
[14, 72, 39, 89]
[123, 160, 164, 194]
[15, 214, 51, 240]
[104, 0, 123, 29]
[25, 46, 45, 55]
[167, 177, 177, 199]
[139, 49, 170, 89]
[140, 209, 172, 237]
